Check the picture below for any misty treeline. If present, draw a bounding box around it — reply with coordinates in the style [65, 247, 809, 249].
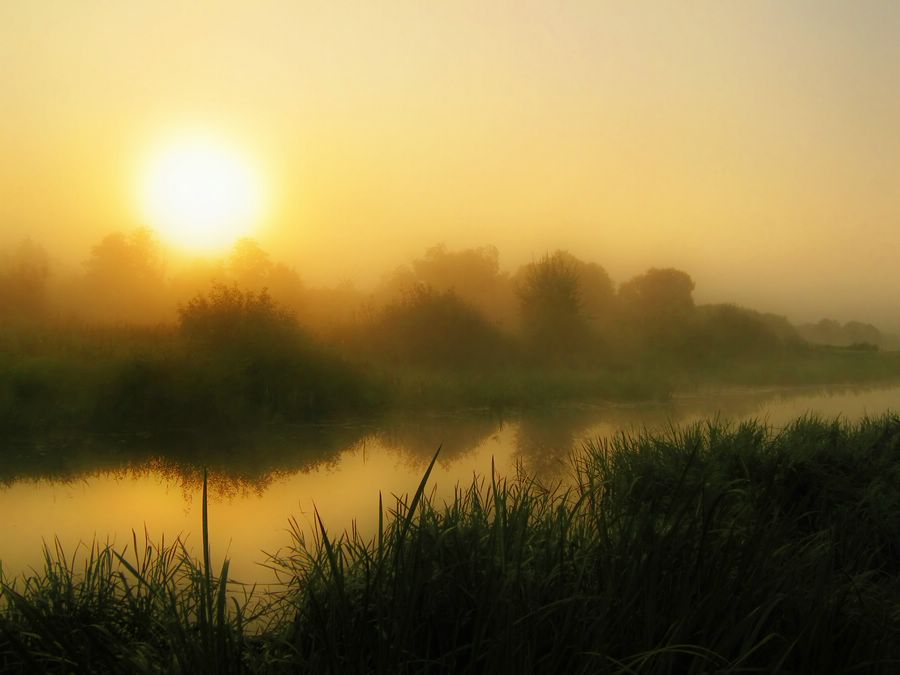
[1, 228, 893, 357]
[797, 318, 899, 350]
[2, 230, 899, 433]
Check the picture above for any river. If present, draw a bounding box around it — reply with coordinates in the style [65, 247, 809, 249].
[2, 383, 899, 586]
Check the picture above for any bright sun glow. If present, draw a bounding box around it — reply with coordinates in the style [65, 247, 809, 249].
[140, 136, 264, 252]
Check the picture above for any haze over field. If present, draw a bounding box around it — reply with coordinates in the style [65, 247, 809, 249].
[6, 5, 900, 672]
[2, 1, 899, 327]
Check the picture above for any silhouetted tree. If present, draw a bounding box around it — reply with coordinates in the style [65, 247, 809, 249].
[844, 321, 882, 346]
[300, 280, 370, 336]
[412, 245, 515, 324]
[179, 282, 298, 351]
[80, 228, 167, 322]
[224, 238, 306, 316]
[370, 285, 511, 368]
[619, 267, 695, 316]
[516, 251, 591, 360]
[85, 228, 163, 286]
[756, 312, 802, 345]
[694, 304, 785, 360]
[375, 264, 419, 305]
[546, 251, 615, 333]
[0, 238, 50, 318]
[412, 245, 501, 294]
[172, 283, 369, 420]
[796, 318, 885, 349]
[618, 267, 696, 356]
[229, 238, 273, 289]
[376, 244, 517, 328]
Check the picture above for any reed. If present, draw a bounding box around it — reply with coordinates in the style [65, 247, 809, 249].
[3, 416, 900, 672]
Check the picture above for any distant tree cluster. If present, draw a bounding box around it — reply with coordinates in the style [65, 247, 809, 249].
[80, 229, 167, 322]
[365, 285, 511, 368]
[359, 246, 804, 369]
[6, 232, 900, 432]
[797, 319, 895, 350]
[3, 231, 876, 373]
[0, 239, 50, 318]
[178, 283, 299, 351]
[516, 252, 591, 360]
[376, 244, 516, 328]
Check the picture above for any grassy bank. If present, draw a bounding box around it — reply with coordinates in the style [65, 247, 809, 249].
[4, 318, 900, 437]
[3, 415, 900, 672]
[0, 321, 383, 436]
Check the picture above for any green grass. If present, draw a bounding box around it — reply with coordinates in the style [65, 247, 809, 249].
[0, 475, 259, 674]
[6, 318, 900, 439]
[375, 363, 674, 410]
[3, 415, 900, 672]
[691, 345, 900, 387]
[0, 322, 382, 436]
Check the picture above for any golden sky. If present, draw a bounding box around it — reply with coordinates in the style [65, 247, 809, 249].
[2, 1, 899, 323]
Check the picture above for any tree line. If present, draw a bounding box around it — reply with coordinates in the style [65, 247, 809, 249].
[0, 230, 892, 372]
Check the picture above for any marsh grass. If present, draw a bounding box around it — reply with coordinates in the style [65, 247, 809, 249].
[0, 471, 261, 674]
[4, 315, 900, 438]
[3, 416, 900, 672]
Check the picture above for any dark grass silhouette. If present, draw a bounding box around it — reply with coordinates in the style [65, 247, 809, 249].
[3, 416, 900, 673]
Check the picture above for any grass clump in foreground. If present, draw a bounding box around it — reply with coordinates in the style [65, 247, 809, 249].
[3, 416, 900, 673]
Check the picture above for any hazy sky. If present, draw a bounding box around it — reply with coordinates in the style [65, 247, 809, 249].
[2, 1, 899, 325]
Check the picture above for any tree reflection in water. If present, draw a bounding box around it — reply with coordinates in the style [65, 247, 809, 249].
[3, 383, 898, 490]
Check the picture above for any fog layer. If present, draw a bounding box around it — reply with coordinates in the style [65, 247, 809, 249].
[2, 2, 899, 325]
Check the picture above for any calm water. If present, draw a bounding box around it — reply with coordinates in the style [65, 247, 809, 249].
[3, 384, 900, 585]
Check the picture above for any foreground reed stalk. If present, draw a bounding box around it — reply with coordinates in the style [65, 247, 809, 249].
[2, 415, 900, 673]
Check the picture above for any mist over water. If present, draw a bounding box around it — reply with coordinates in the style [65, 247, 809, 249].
[4, 3, 900, 670]
[3, 383, 899, 586]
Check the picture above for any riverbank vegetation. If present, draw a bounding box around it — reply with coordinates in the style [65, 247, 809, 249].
[3, 233, 900, 436]
[2, 415, 899, 672]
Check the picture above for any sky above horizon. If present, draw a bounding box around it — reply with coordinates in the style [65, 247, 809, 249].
[2, 1, 899, 326]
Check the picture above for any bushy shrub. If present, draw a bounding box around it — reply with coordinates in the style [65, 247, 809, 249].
[516, 252, 592, 361]
[88, 284, 381, 427]
[178, 283, 300, 353]
[368, 285, 513, 368]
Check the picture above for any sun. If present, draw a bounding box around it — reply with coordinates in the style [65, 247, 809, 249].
[139, 135, 264, 252]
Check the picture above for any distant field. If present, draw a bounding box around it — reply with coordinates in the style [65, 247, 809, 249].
[4, 312, 900, 439]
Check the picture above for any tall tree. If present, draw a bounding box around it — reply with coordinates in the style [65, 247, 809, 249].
[0, 238, 50, 318]
[516, 251, 590, 360]
[229, 238, 273, 289]
[81, 228, 166, 322]
[618, 267, 696, 355]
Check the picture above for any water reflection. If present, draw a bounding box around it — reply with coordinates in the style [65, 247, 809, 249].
[2, 383, 900, 584]
[4, 384, 900, 489]
[375, 411, 505, 466]
[0, 424, 372, 492]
